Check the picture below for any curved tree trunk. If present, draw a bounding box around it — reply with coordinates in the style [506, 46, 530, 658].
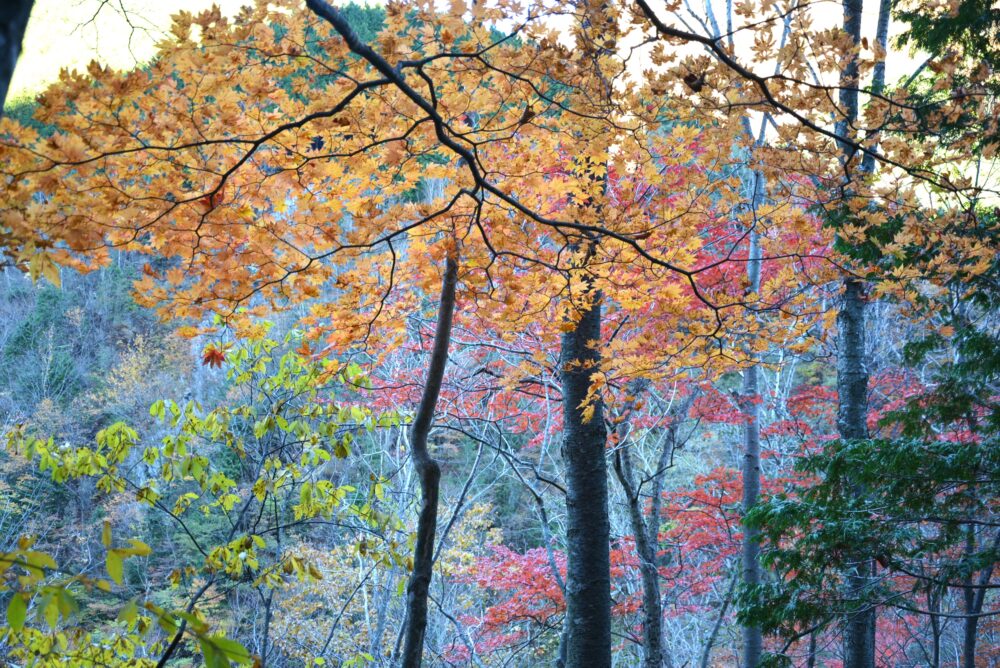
[560, 288, 611, 668]
[613, 387, 696, 668]
[400, 256, 458, 668]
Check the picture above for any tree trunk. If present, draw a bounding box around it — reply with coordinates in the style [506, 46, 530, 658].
[806, 631, 817, 668]
[740, 361, 762, 668]
[961, 606, 977, 668]
[400, 256, 458, 668]
[838, 279, 874, 668]
[740, 221, 763, 668]
[0, 0, 32, 113]
[560, 288, 611, 668]
[613, 436, 662, 668]
[960, 525, 996, 668]
[928, 585, 941, 668]
[837, 0, 876, 660]
[699, 572, 738, 668]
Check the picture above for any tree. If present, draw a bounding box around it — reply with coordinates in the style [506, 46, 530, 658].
[2, 0, 997, 665]
[4, 332, 409, 666]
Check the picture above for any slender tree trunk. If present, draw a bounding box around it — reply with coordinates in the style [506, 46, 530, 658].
[740, 222, 763, 668]
[699, 572, 738, 668]
[609, 378, 664, 668]
[961, 524, 977, 668]
[961, 603, 977, 668]
[960, 525, 995, 668]
[806, 631, 818, 668]
[838, 278, 874, 668]
[837, 0, 876, 661]
[647, 390, 696, 667]
[613, 440, 662, 668]
[740, 361, 762, 668]
[261, 589, 273, 666]
[928, 585, 942, 668]
[0, 0, 32, 113]
[560, 288, 611, 668]
[400, 256, 458, 668]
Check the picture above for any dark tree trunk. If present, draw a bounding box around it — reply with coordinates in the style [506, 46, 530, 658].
[838, 279, 874, 668]
[400, 257, 458, 668]
[560, 288, 611, 668]
[928, 585, 942, 668]
[961, 605, 977, 668]
[960, 526, 995, 668]
[0, 0, 32, 113]
[806, 631, 817, 668]
[962, 524, 977, 668]
[836, 0, 877, 661]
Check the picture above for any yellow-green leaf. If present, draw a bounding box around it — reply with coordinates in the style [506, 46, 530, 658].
[7, 593, 26, 631]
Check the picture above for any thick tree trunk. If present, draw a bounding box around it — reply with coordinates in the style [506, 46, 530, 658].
[961, 609, 977, 668]
[0, 0, 32, 113]
[560, 288, 611, 668]
[400, 256, 458, 668]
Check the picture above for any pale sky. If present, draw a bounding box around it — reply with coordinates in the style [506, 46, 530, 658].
[11, 0, 250, 101]
[14, 0, 922, 103]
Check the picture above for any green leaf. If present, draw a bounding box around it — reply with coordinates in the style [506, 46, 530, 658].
[127, 539, 152, 557]
[43, 596, 58, 628]
[7, 593, 26, 631]
[118, 599, 138, 628]
[107, 550, 124, 585]
[212, 635, 253, 663]
[200, 637, 224, 668]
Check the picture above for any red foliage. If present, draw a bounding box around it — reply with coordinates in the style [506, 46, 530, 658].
[201, 345, 226, 369]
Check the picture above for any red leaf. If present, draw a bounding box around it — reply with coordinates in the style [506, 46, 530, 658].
[201, 346, 226, 369]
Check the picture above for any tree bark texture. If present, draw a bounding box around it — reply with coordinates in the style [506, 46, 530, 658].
[560, 289, 611, 668]
[837, 0, 876, 661]
[838, 279, 874, 668]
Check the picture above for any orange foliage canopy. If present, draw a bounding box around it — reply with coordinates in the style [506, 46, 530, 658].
[4, 0, 984, 380]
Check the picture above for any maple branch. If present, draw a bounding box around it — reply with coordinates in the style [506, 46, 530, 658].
[630, 0, 985, 199]
[303, 0, 728, 321]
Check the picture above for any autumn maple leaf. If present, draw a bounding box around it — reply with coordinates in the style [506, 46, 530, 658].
[201, 345, 226, 369]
